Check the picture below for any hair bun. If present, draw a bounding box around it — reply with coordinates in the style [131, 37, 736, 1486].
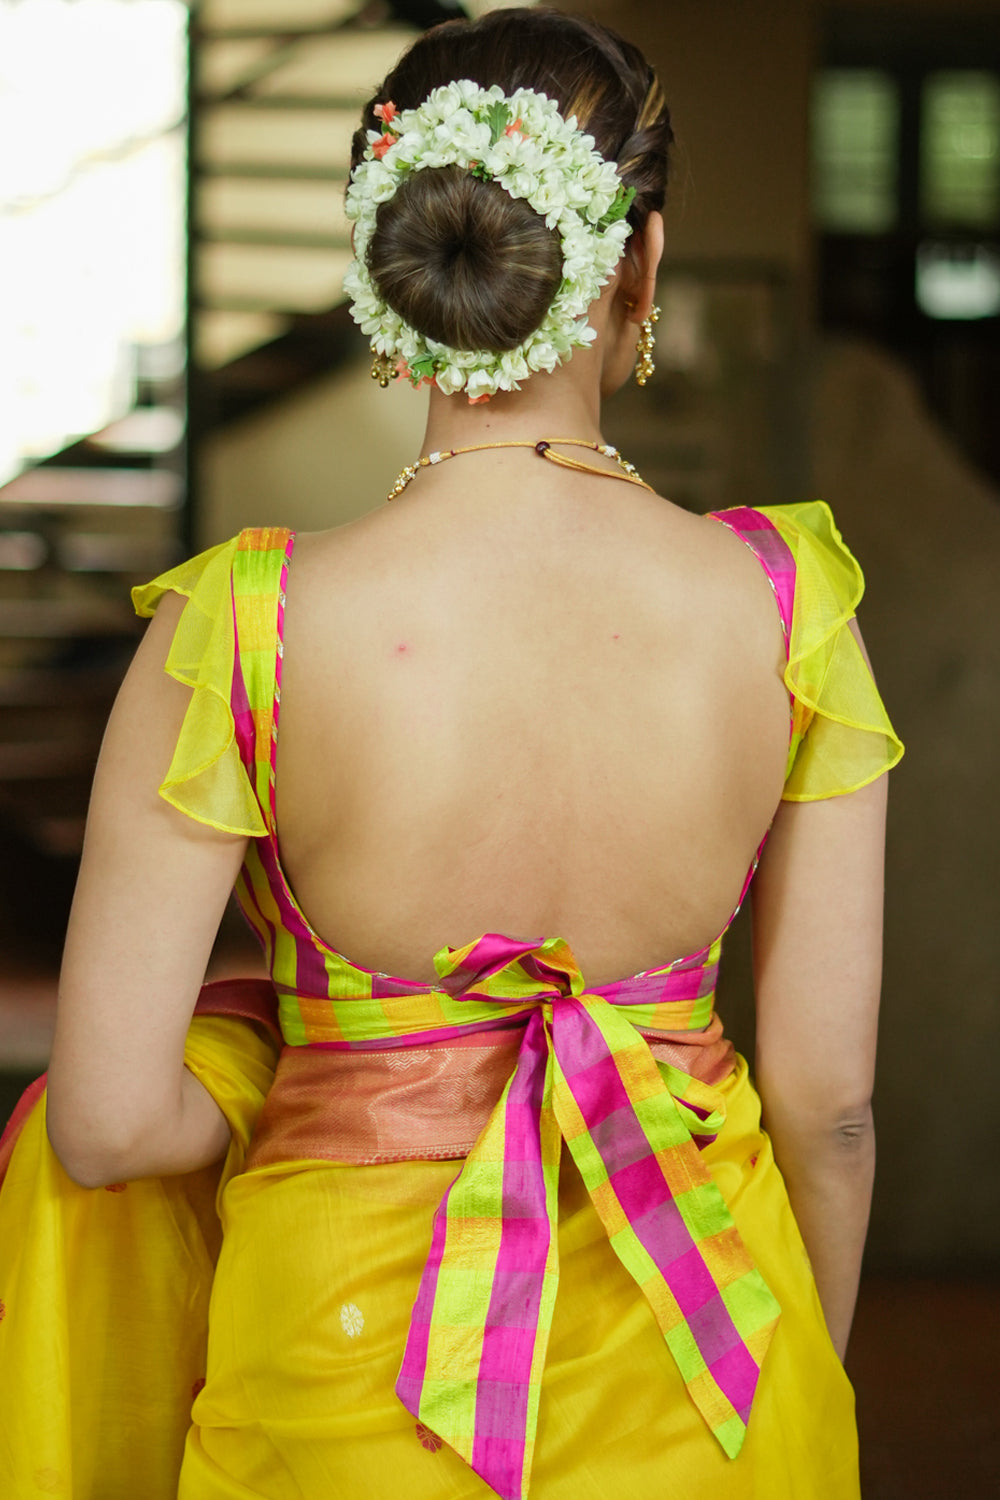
[366, 165, 562, 353]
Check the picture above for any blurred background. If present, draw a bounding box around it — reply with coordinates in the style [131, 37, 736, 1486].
[0, 1, 996, 1491]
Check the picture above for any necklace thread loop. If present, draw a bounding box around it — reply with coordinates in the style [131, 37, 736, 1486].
[386, 438, 652, 501]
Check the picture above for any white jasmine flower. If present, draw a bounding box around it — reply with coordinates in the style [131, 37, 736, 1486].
[458, 78, 489, 109]
[499, 348, 530, 382]
[368, 169, 399, 205]
[429, 83, 465, 117]
[506, 168, 539, 200]
[449, 117, 491, 159]
[452, 347, 483, 370]
[434, 363, 466, 396]
[465, 367, 497, 400]
[533, 179, 568, 217]
[526, 339, 561, 374]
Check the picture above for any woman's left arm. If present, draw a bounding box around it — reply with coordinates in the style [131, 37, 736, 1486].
[46, 593, 249, 1188]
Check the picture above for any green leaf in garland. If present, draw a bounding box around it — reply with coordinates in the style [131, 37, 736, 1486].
[596, 183, 636, 232]
[408, 354, 437, 384]
[486, 100, 512, 145]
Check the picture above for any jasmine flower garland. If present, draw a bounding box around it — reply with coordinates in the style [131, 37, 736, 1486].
[343, 81, 636, 403]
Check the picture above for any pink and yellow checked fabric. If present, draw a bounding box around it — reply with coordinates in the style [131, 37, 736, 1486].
[217, 515, 797, 1500]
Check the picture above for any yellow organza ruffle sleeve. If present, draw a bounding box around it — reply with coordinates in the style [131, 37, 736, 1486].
[762, 501, 903, 801]
[132, 536, 267, 837]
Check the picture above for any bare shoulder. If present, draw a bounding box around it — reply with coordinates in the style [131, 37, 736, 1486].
[286, 511, 405, 601]
[633, 498, 784, 582]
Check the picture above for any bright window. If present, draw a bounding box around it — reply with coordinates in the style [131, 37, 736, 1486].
[916, 241, 1000, 320]
[812, 69, 899, 233]
[921, 71, 1000, 230]
[0, 0, 188, 487]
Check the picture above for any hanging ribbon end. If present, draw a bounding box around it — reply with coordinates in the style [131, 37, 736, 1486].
[714, 1411, 749, 1460]
[469, 1432, 534, 1500]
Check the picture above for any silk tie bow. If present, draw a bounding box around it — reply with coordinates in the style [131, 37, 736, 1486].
[395, 934, 780, 1500]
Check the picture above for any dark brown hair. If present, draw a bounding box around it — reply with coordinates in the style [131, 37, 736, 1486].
[351, 7, 673, 355]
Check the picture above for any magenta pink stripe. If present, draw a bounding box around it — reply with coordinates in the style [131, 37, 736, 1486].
[450, 966, 714, 1009]
[709, 1341, 761, 1423]
[436, 933, 546, 994]
[664, 1242, 724, 1316]
[267, 532, 295, 825]
[471, 1435, 527, 1500]
[684, 1297, 746, 1370]
[234, 868, 278, 953]
[710, 507, 796, 783]
[0, 1074, 47, 1186]
[395, 1183, 451, 1405]
[472, 1013, 551, 1494]
[713, 508, 795, 641]
[254, 844, 330, 1000]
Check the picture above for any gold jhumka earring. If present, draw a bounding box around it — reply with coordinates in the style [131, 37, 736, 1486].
[370, 346, 395, 388]
[634, 304, 660, 386]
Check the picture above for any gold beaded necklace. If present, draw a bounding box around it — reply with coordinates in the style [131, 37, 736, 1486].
[386, 437, 652, 501]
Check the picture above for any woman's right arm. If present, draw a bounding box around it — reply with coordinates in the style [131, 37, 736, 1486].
[750, 766, 887, 1361]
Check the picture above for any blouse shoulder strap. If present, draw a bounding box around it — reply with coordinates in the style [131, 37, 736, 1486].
[229, 528, 296, 834]
[707, 505, 796, 647]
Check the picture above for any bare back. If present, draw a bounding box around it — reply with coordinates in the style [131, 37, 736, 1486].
[275, 458, 791, 985]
